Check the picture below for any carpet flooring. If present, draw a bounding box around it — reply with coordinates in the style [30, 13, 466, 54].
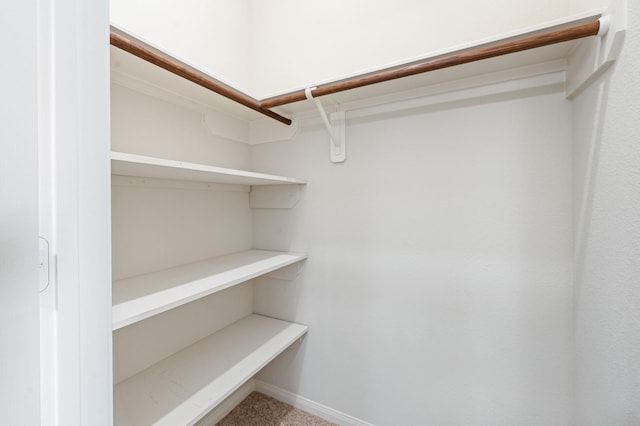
[216, 392, 336, 426]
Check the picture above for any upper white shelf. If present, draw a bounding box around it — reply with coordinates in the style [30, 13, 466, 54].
[111, 151, 306, 185]
[114, 314, 308, 426]
[113, 249, 307, 330]
[110, 11, 603, 118]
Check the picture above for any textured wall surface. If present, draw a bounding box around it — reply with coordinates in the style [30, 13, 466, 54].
[110, 85, 250, 170]
[251, 80, 574, 425]
[573, 1, 640, 425]
[110, 0, 252, 92]
[249, 0, 570, 97]
[110, 0, 571, 97]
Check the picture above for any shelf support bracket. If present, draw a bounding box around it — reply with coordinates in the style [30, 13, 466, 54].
[305, 87, 346, 163]
[566, 4, 627, 98]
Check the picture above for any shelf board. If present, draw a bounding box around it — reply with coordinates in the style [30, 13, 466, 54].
[111, 151, 306, 185]
[114, 314, 308, 426]
[112, 12, 601, 117]
[112, 250, 307, 330]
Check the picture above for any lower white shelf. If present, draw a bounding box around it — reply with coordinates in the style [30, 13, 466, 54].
[112, 250, 307, 330]
[114, 314, 308, 426]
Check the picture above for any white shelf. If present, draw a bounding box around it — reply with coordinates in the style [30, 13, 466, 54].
[111, 151, 307, 185]
[112, 250, 307, 330]
[114, 314, 308, 426]
[111, 11, 602, 118]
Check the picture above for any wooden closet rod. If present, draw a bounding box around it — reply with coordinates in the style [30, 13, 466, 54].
[110, 31, 292, 126]
[112, 19, 601, 124]
[260, 19, 601, 108]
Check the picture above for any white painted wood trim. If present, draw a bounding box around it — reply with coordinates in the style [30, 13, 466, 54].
[111, 11, 606, 148]
[346, 71, 565, 123]
[254, 381, 376, 426]
[565, 0, 626, 98]
[250, 62, 567, 144]
[202, 109, 251, 143]
[339, 61, 566, 116]
[111, 175, 250, 192]
[112, 250, 307, 330]
[112, 151, 307, 185]
[39, 0, 113, 424]
[114, 315, 308, 426]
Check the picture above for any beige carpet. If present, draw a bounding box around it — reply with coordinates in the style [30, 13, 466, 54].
[217, 392, 336, 426]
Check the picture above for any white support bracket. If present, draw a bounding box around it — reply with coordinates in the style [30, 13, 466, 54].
[249, 184, 301, 209]
[264, 261, 305, 281]
[305, 87, 346, 163]
[566, 1, 627, 98]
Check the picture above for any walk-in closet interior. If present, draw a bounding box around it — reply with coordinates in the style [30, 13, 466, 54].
[107, 0, 637, 425]
[13, 0, 636, 425]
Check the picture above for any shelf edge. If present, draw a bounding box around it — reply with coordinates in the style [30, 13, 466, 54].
[111, 151, 307, 185]
[112, 251, 307, 330]
[113, 314, 309, 426]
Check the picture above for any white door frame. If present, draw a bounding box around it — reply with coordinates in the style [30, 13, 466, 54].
[38, 0, 112, 424]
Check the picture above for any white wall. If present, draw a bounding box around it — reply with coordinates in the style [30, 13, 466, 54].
[249, 0, 570, 97]
[108, 2, 640, 424]
[111, 84, 251, 171]
[110, 84, 253, 279]
[110, 0, 572, 98]
[250, 77, 573, 425]
[110, 0, 253, 93]
[573, 1, 640, 425]
[571, 0, 608, 14]
[110, 85, 256, 386]
[0, 1, 40, 423]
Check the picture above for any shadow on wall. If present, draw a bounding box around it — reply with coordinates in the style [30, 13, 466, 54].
[572, 77, 611, 311]
[345, 81, 565, 127]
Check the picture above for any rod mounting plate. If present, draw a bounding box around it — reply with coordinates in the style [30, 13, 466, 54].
[330, 111, 346, 163]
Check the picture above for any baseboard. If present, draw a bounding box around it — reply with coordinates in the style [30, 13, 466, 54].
[196, 380, 256, 425]
[254, 380, 375, 426]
